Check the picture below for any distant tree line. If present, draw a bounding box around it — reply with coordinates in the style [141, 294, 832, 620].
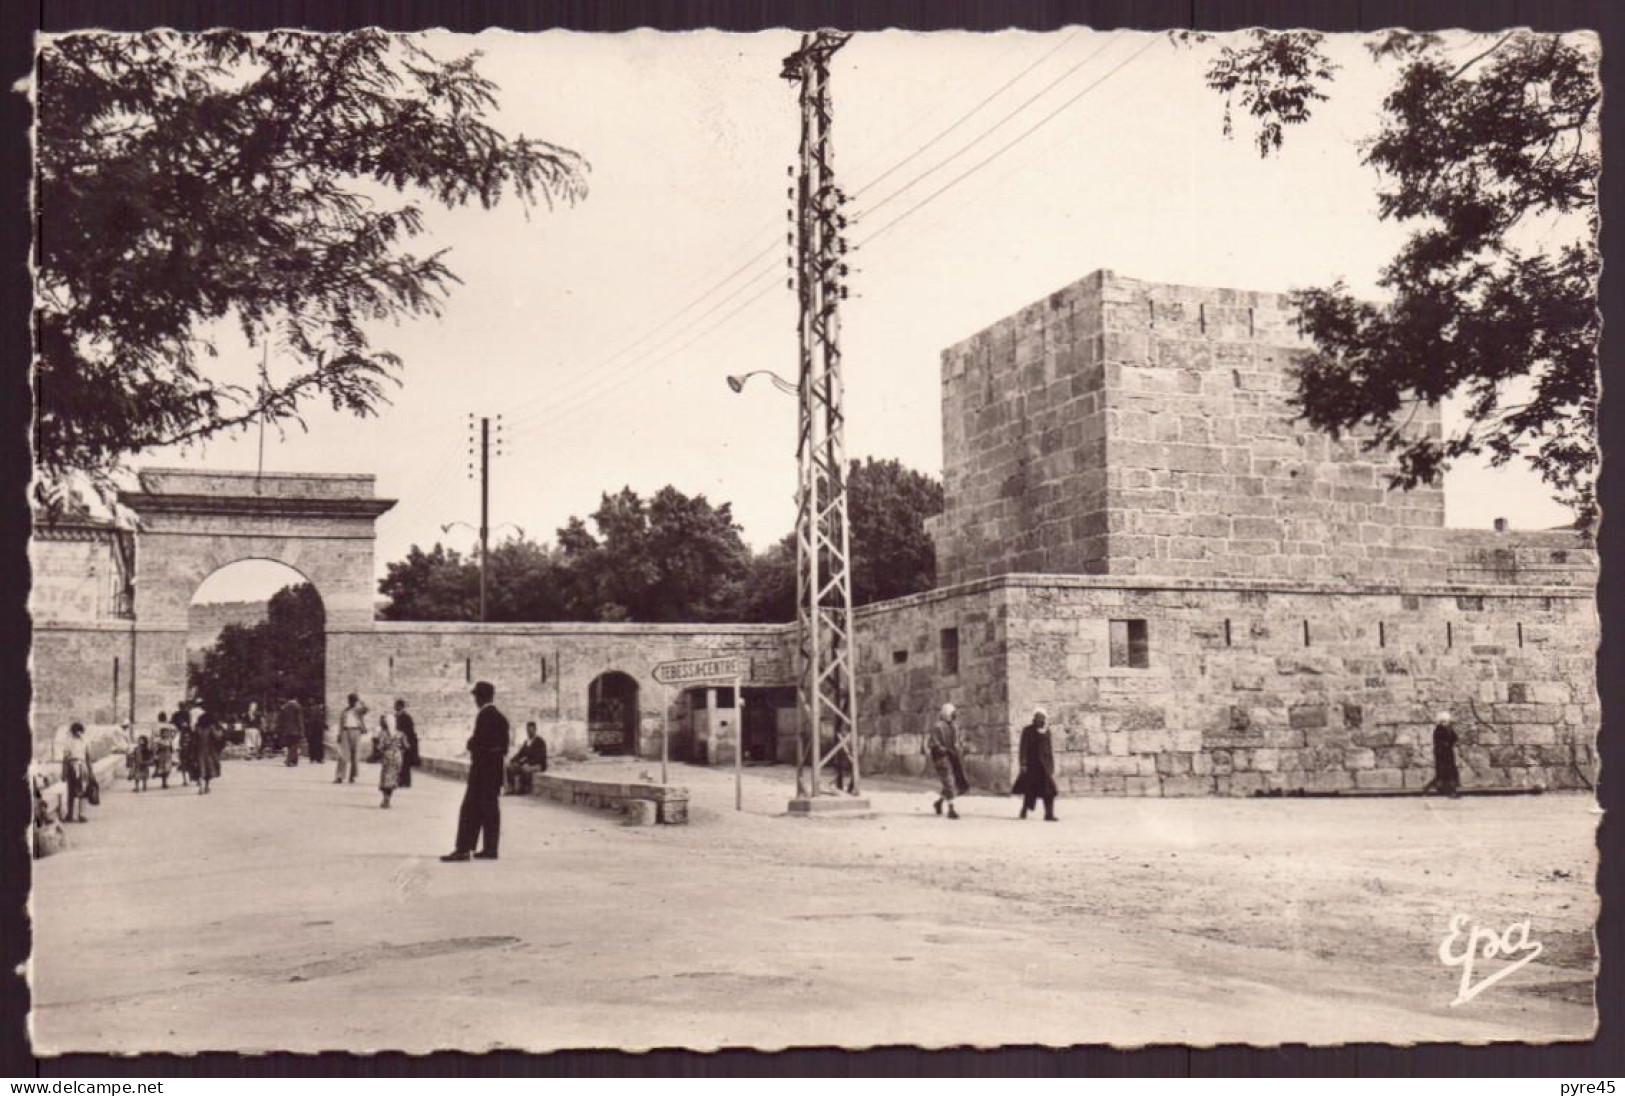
[377, 457, 944, 624]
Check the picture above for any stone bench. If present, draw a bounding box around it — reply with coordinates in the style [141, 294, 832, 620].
[417, 756, 689, 825]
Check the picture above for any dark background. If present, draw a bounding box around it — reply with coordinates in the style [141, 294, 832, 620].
[3, 0, 1618, 1079]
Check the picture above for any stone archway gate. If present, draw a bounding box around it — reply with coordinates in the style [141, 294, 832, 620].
[119, 468, 395, 731]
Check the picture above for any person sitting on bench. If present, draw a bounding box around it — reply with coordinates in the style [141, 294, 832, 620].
[504, 722, 549, 795]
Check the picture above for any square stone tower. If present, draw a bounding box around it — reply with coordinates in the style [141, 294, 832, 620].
[932, 270, 1446, 586]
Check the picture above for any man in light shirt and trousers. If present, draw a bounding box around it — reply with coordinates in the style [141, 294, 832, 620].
[335, 693, 368, 784]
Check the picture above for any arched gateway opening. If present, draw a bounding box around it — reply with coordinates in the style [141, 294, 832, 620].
[117, 469, 394, 740]
[187, 559, 326, 749]
[587, 671, 639, 756]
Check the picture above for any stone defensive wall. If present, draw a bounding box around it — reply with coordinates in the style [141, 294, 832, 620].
[332, 620, 794, 762]
[850, 572, 1597, 796]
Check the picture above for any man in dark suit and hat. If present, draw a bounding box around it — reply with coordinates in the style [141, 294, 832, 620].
[442, 681, 511, 862]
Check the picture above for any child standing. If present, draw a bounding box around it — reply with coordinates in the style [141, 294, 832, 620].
[132, 735, 153, 792]
[153, 722, 175, 790]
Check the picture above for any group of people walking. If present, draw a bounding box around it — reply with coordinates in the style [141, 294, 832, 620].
[52, 701, 228, 827]
[327, 694, 422, 807]
[920, 704, 1470, 815]
[123, 701, 225, 798]
[923, 703, 1059, 822]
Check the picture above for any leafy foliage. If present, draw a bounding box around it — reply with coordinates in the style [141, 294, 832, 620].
[846, 457, 944, 606]
[378, 463, 943, 624]
[556, 487, 754, 623]
[379, 486, 752, 623]
[1183, 30, 1600, 524]
[1187, 29, 1338, 156]
[34, 30, 587, 499]
[189, 582, 325, 722]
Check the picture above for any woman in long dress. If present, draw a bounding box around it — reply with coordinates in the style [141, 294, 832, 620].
[376, 712, 404, 809]
[194, 710, 222, 795]
[174, 706, 196, 786]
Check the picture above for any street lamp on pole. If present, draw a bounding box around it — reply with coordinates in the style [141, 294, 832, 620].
[441, 522, 524, 541]
[726, 370, 798, 397]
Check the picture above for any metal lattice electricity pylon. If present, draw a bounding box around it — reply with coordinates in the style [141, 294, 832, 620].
[783, 30, 859, 803]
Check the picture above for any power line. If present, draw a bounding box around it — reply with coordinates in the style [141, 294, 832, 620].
[852, 39, 1161, 264]
[498, 236, 782, 424]
[507, 274, 786, 444]
[541, 35, 1155, 439]
[854, 31, 1124, 223]
[851, 28, 1093, 203]
[500, 34, 1113, 438]
[511, 280, 789, 449]
[503, 258, 788, 444]
[504, 35, 1156, 450]
[858, 35, 1162, 248]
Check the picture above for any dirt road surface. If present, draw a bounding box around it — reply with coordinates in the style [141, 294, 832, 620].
[30, 754, 1598, 1053]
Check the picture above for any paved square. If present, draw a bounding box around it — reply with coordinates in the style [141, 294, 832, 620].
[30, 757, 1597, 1053]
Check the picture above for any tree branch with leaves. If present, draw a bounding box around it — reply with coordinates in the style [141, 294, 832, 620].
[34, 29, 587, 509]
[1178, 28, 1599, 527]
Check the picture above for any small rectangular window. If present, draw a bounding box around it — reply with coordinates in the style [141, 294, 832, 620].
[715, 687, 736, 709]
[939, 628, 960, 676]
[1457, 595, 1485, 612]
[892, 649, 909, 665]
[1109, 619, 1149, 669]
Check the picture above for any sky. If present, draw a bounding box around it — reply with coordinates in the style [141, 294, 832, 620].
[128, 28, 1586, 605]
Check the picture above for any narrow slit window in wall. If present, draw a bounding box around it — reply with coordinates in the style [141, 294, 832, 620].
[1247, 306, 1255, 337]
[113, 656, 120, 715]
[1199, 302, 1207, 334]
[1378, 622, 1386, 649]
[540, 655, 549, 684]
[388, 655, 395, 684]
[939, 628, 960, 676]
[1517, 622, 1525, 648]
[465, 657, 472, 683]
[1446, 622, 1454, 649]
[1109, 619, 1150, 669]
[1223, 619, 1232, 647]
[1303, 620, 1311, 647]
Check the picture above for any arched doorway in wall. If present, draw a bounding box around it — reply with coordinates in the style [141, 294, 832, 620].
[188, 559, 326, 750]
[587, 671, 639, 756]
